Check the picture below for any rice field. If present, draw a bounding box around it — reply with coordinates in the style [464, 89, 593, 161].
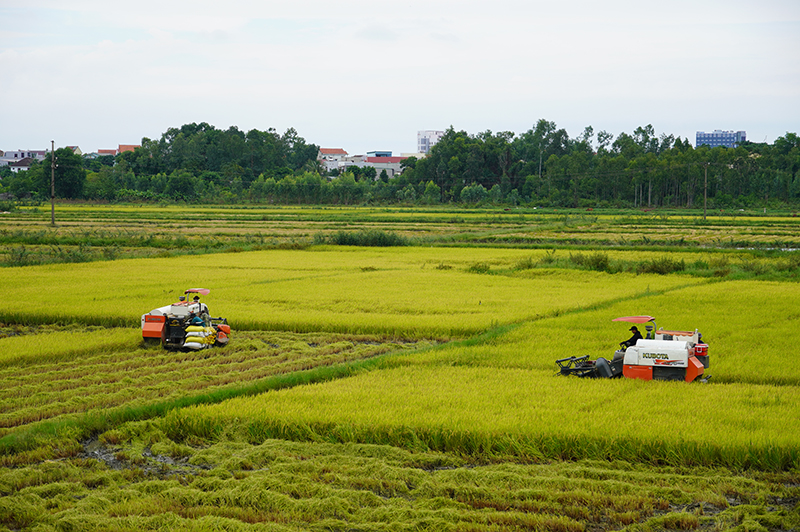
[2, 435, 795, 531]
[0, 247, 714, 337]
[0, 327, 431, 441]
[162, 279, 800, 471]
[3, 205, 800, 257]
[1, 205, 799, 531]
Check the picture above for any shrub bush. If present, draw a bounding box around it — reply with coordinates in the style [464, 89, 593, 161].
[324, 230, 409, 247]
[636, 257, 686, 275]
[570, 251, 610, 272]
[467, 262, 491, 274]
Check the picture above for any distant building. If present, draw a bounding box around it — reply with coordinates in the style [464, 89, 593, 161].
[333, 153, 407, 179]
[318, 148, 348, 160]
[366, 150, 392, 158]
[8, 157, 34, 173]
[318, 148, 349, 173]
[0, 149, 46, 168]
[417, 130, 445, 154]
[696, 130, 746, 149]
[97, 149, 118, 157]
[118, 144, 140, 153]
[1, 150, 47, 161]
[67, 146, 82, 156]
[364, 156, 405, 178]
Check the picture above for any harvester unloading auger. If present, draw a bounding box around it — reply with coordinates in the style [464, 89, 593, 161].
[556, 316, 710, 382]
[141, 288, 230, 350]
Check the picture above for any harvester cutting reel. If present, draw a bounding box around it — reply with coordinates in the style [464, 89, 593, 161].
[556, 354, 622, 379]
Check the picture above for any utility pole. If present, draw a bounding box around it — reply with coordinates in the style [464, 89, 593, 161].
[703, 163, 708, 221]
[50, 140, 55, 226]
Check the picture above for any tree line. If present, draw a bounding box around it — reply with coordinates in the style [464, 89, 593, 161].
[2, 120, 798, 208]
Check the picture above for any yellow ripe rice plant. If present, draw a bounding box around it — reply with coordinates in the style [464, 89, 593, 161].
[0, 328, 137, 367]
[402, 279, 800, 385]
[0, 247, 708, 337]
[170, 364, 800, 470]
[160, 275, 800, 470]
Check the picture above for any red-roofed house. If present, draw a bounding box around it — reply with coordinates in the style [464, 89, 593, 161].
[98, 149, 117, 157]
[364, 157, 405, 178]
[318, 148, 348, 174]
[318, 148, 348, 158]
[365, 157, 405, 164]
[118, 144, 140, 153]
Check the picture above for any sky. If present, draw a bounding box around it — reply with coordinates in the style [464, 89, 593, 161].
[1, 0, 798, 155]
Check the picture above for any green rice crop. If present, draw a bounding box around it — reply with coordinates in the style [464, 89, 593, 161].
[2, 205, 800, 529]
[6, 204, 800, 255]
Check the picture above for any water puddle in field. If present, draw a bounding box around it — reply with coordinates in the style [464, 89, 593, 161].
[79, 437, 209, 478]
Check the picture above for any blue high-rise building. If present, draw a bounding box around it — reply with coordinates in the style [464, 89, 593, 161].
[696, 130, 746, 148]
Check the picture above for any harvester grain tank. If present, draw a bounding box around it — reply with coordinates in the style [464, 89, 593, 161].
[141, 288, 230, 350]
[556, 316, 709, 382]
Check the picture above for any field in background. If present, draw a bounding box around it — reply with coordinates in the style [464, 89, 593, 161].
[3, 204, 800, 263]
[1, 205, 798, 531]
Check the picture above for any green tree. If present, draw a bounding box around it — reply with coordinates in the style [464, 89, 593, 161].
[422, 181, 441, 204]
[38, 148, 87, 199]
[164, 170, 196, 200]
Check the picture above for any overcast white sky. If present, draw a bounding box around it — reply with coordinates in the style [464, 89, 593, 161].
[1, 0, 798, 154]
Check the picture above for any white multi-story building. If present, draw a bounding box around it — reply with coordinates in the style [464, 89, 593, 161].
[417, 130, 445, 154]
[0, 149, 47, 169]
[317, 148, 349, 173]
[1, 149, 47, 162]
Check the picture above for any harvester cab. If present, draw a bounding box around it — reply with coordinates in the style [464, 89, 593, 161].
[141, 288, 231, 350]
[556, 315, 710, 383]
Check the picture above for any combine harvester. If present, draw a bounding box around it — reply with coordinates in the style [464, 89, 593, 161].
[556, 316, 710, 382]
[141, 288, 231, 350]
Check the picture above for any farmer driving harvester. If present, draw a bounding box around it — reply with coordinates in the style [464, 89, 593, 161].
[556, 315, 710, 382]
[620, 326, 643, 349]
[141, 288, 230, 350]
[189, 295, 210, 326]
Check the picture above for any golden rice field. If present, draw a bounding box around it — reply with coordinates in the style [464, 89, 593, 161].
[0, 247, 715, 337]
[163, 279, 800, 472]
[1, 205, 799, 531]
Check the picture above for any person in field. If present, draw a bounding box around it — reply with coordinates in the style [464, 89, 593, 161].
[190, 295, 211, 325]
[620, 326, 643, 349]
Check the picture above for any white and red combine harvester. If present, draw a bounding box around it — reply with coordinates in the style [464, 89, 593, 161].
[556, 316, 710, 382]
[141, 288, 231, 350]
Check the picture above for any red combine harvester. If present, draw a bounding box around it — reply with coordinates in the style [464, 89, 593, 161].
[141, 288, 231, 350]
[556, 316, 710, 382]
